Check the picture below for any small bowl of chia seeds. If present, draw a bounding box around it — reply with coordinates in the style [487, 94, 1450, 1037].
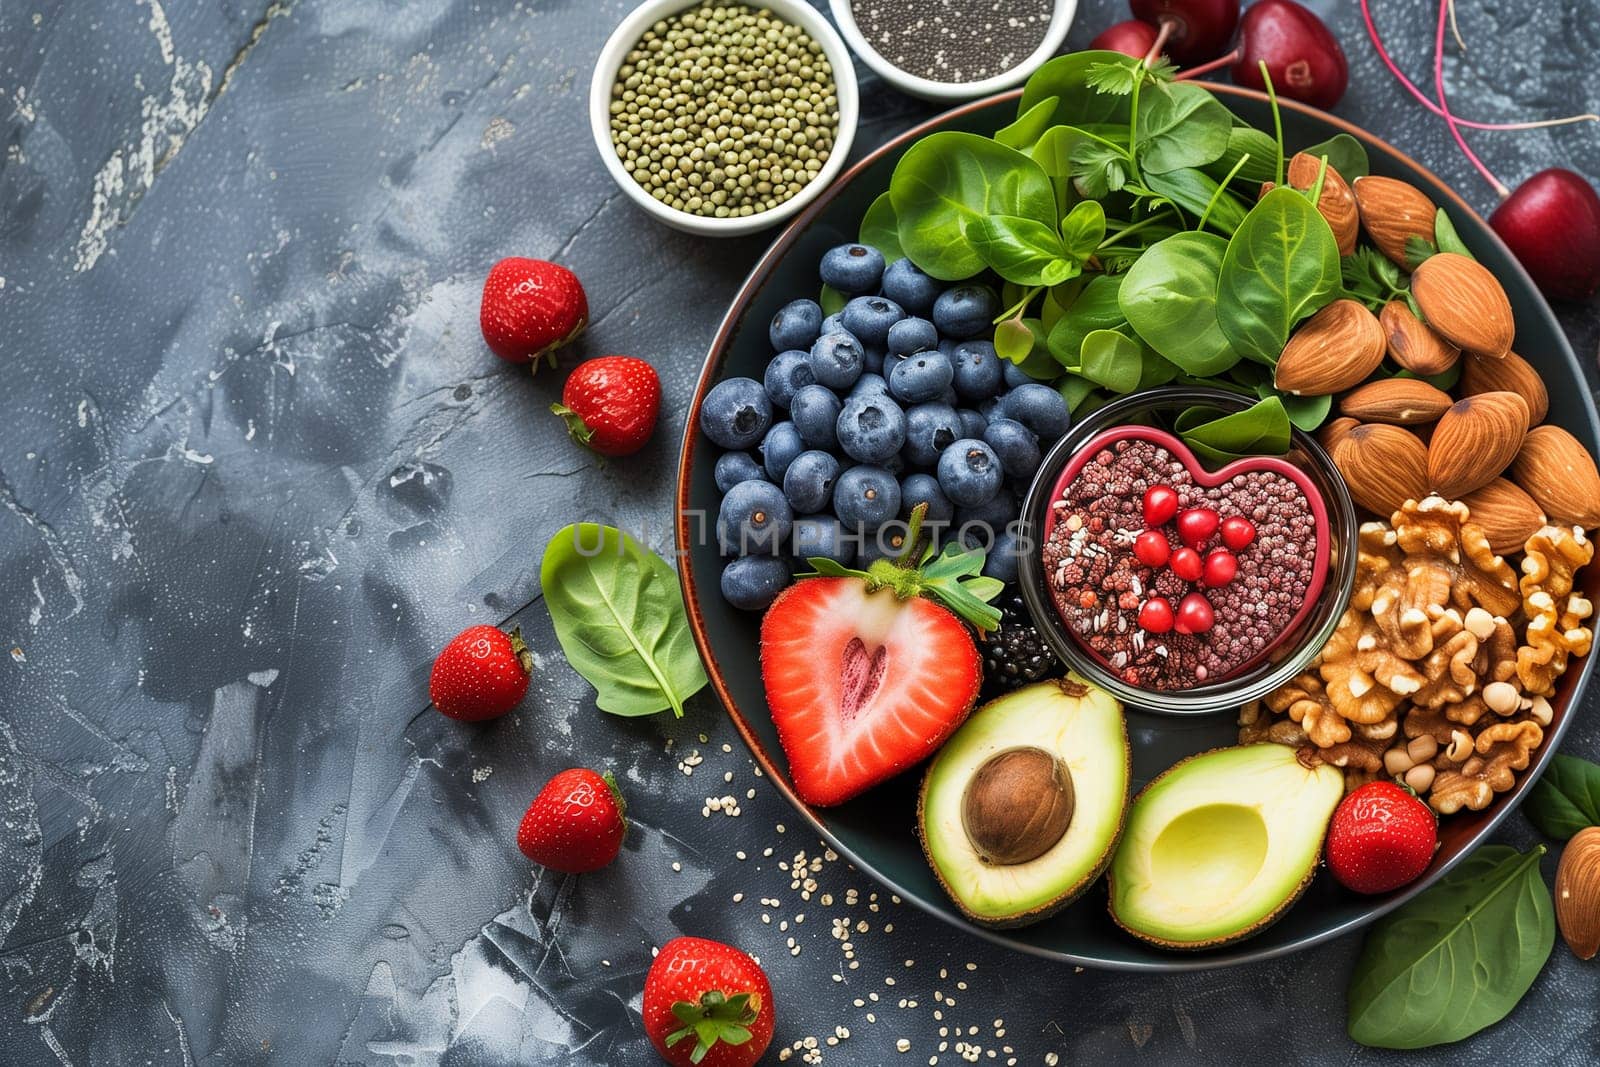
[829, 0, 1077, 102]
[590, 0, 859, 237]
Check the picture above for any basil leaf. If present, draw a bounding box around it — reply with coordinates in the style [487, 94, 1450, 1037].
[1298, 132, 1369, 179]
[1347, 845, 1554, 1050]
[541, 524, 707, 718]
[995, 95, 1058, 152]
[859, 192, 904, 263]
[1434, 207, 1475, 259]
[1046, 274, 1125, 366]
[1119, 231, 1238, 376]
[1525, 754, 1600, 840]
[1078, 329, 1142, 393]
[1136, 81, 1233, 174]
[1018, 51, 1136, 130]
[1217, 187, 1343, 365]
[968, 215, 1071, 286]
[1142, 168, 1248, 234]
[1059, 200, 1107, 260]
[1177, 397, 1291, 462]
[1205, 126, 1279, 185]
[889, 132, 1057, 280]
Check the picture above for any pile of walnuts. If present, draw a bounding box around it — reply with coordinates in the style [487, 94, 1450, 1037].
[1240, 495, 1594, 814]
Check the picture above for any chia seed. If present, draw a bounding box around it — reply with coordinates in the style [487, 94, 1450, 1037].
[1042, 438, 1320, 691]
[849, 0, 1054, 84]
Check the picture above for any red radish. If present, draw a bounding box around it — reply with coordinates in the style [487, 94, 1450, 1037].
[1091, 19, 1160, 58]
[1169, 546, 1204, 582]
[1138, 597, 1174, 634]
[1175, 593, 1215, 635]
[1134, 529, 1171, 568]
[1228, 0, 1347, 110]
[1143, 484, 1179, 526]
[1128, 0, 1240, 66]
[1490, 170, 1600, 301]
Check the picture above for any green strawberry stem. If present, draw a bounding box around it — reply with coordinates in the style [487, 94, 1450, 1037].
[666, 990, 760, 1064]
[550, 402, 595, 449]
[508, 626, 536, 676]
[601, 769, 628, 832]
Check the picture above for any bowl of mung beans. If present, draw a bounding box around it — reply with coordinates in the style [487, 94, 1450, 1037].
[589, 0, 859, 237]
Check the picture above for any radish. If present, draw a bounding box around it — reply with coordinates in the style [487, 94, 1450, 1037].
[1128, 0, 1240, 66]
[1172, 0, 1347, 109]
[1362, 0, 1600, 301]
[1090, 19, 1160, 58]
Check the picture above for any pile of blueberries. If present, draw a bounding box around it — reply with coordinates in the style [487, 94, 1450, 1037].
[700, 243, 1071, 612]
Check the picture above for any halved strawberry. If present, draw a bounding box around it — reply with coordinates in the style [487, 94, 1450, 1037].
[759, 506, 999, 807]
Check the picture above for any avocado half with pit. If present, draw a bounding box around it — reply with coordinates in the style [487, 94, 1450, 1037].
[917, 676, 1130, 928]
[1108, 743, 1344, 950]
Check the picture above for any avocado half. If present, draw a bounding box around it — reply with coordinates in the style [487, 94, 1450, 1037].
[1107, 743, 1344, 950]
[917, 676, 1131, 929]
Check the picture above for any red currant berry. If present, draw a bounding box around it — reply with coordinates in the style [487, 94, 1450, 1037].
[1133, 530, 1170, 568]
[1169, 546, 1204, 582]
[1138, 597, 1174, 633]
[1176, 508, 1220, 547]
[1202, 549, 1238, 587]
[1175, 593, 1215, 635]
[1220, 516, 1256, 550]
[1143, 484, 1179, 527]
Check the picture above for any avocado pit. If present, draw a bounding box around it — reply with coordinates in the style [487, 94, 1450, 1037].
[961, 746, 1075, 866]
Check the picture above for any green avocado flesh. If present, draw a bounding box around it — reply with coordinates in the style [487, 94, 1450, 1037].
[918, 677, 1130, 928]
[1108, 743, 1344, 949]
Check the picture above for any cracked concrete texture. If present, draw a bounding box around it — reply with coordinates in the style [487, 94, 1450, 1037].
[1, 0, 1598, 1064]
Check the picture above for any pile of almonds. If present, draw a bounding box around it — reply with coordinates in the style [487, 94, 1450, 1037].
[1263, 160, 1600, 546]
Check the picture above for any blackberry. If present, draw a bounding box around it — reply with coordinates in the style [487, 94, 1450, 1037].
[981, 592, 1056, 694]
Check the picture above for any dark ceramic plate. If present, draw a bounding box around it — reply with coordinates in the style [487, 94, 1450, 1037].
[675, 86, 1600, 970]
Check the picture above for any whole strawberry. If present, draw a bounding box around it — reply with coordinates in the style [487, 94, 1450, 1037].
[1325, 781, 1437, 895]
[429, 625, 533, 721]
[480, 257, 588, 366]
[551, 355, 661, 456]
[643, 936, 774, 1067]
[517, 768, 627, 873]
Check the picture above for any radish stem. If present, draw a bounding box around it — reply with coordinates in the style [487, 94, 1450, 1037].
[1172, 47, 1242, 82]
[1142, 18, 1175, 68]
[1433, 0, 1510, 199]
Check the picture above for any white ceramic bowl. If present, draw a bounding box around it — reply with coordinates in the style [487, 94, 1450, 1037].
[589, 0, 860, 238]
[829, 0, 1077, 102]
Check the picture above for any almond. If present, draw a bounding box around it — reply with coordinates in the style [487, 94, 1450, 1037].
[1287, 153, 1359, 256]
[1274, 299, 1386, 396]
[1427, 391, 1530, 499]
[1332, 423, 1430, 517]
[1512, 424, 1600, 528]
[1411, 253, 1515, 359]
[1353, 175, 1436, 265]
[1319, 416, 1359, 454]
[1339, 378, 1453, 425]
[1461, 348, 1549, 425]
[1460, 478, 1547, 556]
[1379, 300, 1460, 377]
[1556, 826, 1600, 960]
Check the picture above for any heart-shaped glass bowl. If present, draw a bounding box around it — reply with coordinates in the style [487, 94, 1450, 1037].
[1017, 387, 1357, 715]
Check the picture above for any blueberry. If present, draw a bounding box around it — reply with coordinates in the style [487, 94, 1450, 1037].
[792, 514, 855, 567]
[1002, 359, 1033, 391]
[977, 396, 1004, 421]
[718, 480, 792, 556]
[836, 392, 907, 465]
[954, 490, 1019, 552]
[881, 452, 906, 477]
[721, 556, 791, 611]
[860, 344, 886, 375]
[932, 285, 999, 339]
[841, 296, 905, 347]
[769, 299, 823, 352]
[938, 385, 960, 407]
[858, 524, 914, 565]
[982, 417, 1041, 480]
[820, 311, 846, 336]
[807, 331, 865, 390]
[900, 472, 954, 525]
[819, 243, 885, 295]
[849, 372, 891, 399]
[760, 421, 805, 481]
[981, 531, 1021, 584]
[764, 349, 815, 409]
[782, 450, 841, 514]
[701, 377, 772, 450]
[902, 402, 962, 468]
[881, 258, 941, 315]
[937, 438, 1002, 507]
[888, 349, 955, 404]
[886, 316, 938, 357]
[1002, 383, 1071, 440]
[834, 465, 900, 529]
[956, 408, 988, 440]
[951, 340, 1003, 401]
[714, 451, 765, 493]
[790, 384, 843, 450]
[937, 337, 959, 358]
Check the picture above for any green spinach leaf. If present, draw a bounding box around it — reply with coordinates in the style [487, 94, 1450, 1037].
[1059, 200, 1107, 260]
[859, 192, 904, 263]
[890, 132, 1056, 280]
[1298, 132, 1369, 179]
[1434, 208, 1475, 259]
[1135, 81, 1233, 174]
[1176, 397, 1291, 462]
[1206, 126, 1280, 185]
[1057, 373, 1099, 412]
[541, 524, 707, 718]
[1347, 845, 1554, 1050]
[1018, 51, 1137, 130]
[820, 285, 846, 316]
[1076, 329, 1143, 393]
[1119, 231, 1237, 376]
[1046, 274, 1125, 366]
[968, 215, 1075, 286]
[995, 95, 1058, 151]
[1263, 385, 1332, 431]
[1217, 187, 1343, 364]
[1525, 754, 1600, 840]
[995, 317, 1057, 377]
[1142, 168, 1248, 234]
